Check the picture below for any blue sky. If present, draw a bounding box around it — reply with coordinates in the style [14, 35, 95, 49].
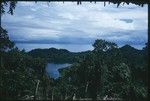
[1, 2, 148, 52]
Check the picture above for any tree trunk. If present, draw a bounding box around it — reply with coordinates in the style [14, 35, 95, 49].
[34, 80, 40, 100]
[1, 56, 3, 68]
[51, 89, 54, 101]
[43, 81, 47, 100]
[73, 93, 76, 100]
[85, 81, 89, 97]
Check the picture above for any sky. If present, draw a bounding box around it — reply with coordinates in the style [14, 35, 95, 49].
[1, 2, 148, 52]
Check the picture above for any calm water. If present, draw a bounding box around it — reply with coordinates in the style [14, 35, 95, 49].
[16, 43, 93, 52]
[46, 63, 71, 78]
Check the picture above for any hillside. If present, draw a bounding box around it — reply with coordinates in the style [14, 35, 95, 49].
[28, 45, 146, 64]
[28, 48, 91, 63]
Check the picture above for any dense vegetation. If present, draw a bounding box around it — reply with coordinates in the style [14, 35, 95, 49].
[55, 40, 148, 100]
[28, 48, 91, 63]
[0, 26, 148, 100]
[0, 27, 53, 100]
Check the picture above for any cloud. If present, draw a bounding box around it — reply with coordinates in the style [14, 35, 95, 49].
[1, 2, 148, 51]
[119, 19, 133, 23]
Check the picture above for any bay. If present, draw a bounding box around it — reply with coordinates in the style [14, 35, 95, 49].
[46, 63, 71, 79]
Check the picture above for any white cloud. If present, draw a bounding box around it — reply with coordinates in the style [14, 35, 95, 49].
[19, 2, 35, 6]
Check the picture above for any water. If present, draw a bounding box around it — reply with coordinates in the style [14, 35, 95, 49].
[16, 43, 93, 52]
[46, 63, 71, 79]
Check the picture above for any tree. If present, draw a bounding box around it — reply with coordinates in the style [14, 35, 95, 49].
[100, 63, 132, 100]
[1, 1, 17, 15]
[93, 39, 117, 52]
[0, 27, 14, 51]
[0, 27, 14, 68]
[90, 39, 118, 99]
[0, 30, 49, 100]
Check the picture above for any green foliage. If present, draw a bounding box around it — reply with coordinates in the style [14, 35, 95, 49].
[1, 1, 17, 15]
[93, 39, 118, 52]
[0, 28, 51, 100]
[101, 63, 132, 98]
[28, 48, 91, 63]
[55, 39, 148, 100]
[0, 27, 14, 52]
[0, 47, 48, 100]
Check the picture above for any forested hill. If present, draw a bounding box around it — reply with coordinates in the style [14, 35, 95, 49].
[28, 45, 146, 64]
[120, 45, 148, 68]
[28, 48, 91, 63]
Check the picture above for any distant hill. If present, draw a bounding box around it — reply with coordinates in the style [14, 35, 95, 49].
[28, 48, 91, 63]
[120, 45, 145, 65]
[28, 45, 146, 64]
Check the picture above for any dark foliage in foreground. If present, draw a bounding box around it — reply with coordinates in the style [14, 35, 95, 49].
[56, 39, 148, 100]
[0, 27, 52, 100]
